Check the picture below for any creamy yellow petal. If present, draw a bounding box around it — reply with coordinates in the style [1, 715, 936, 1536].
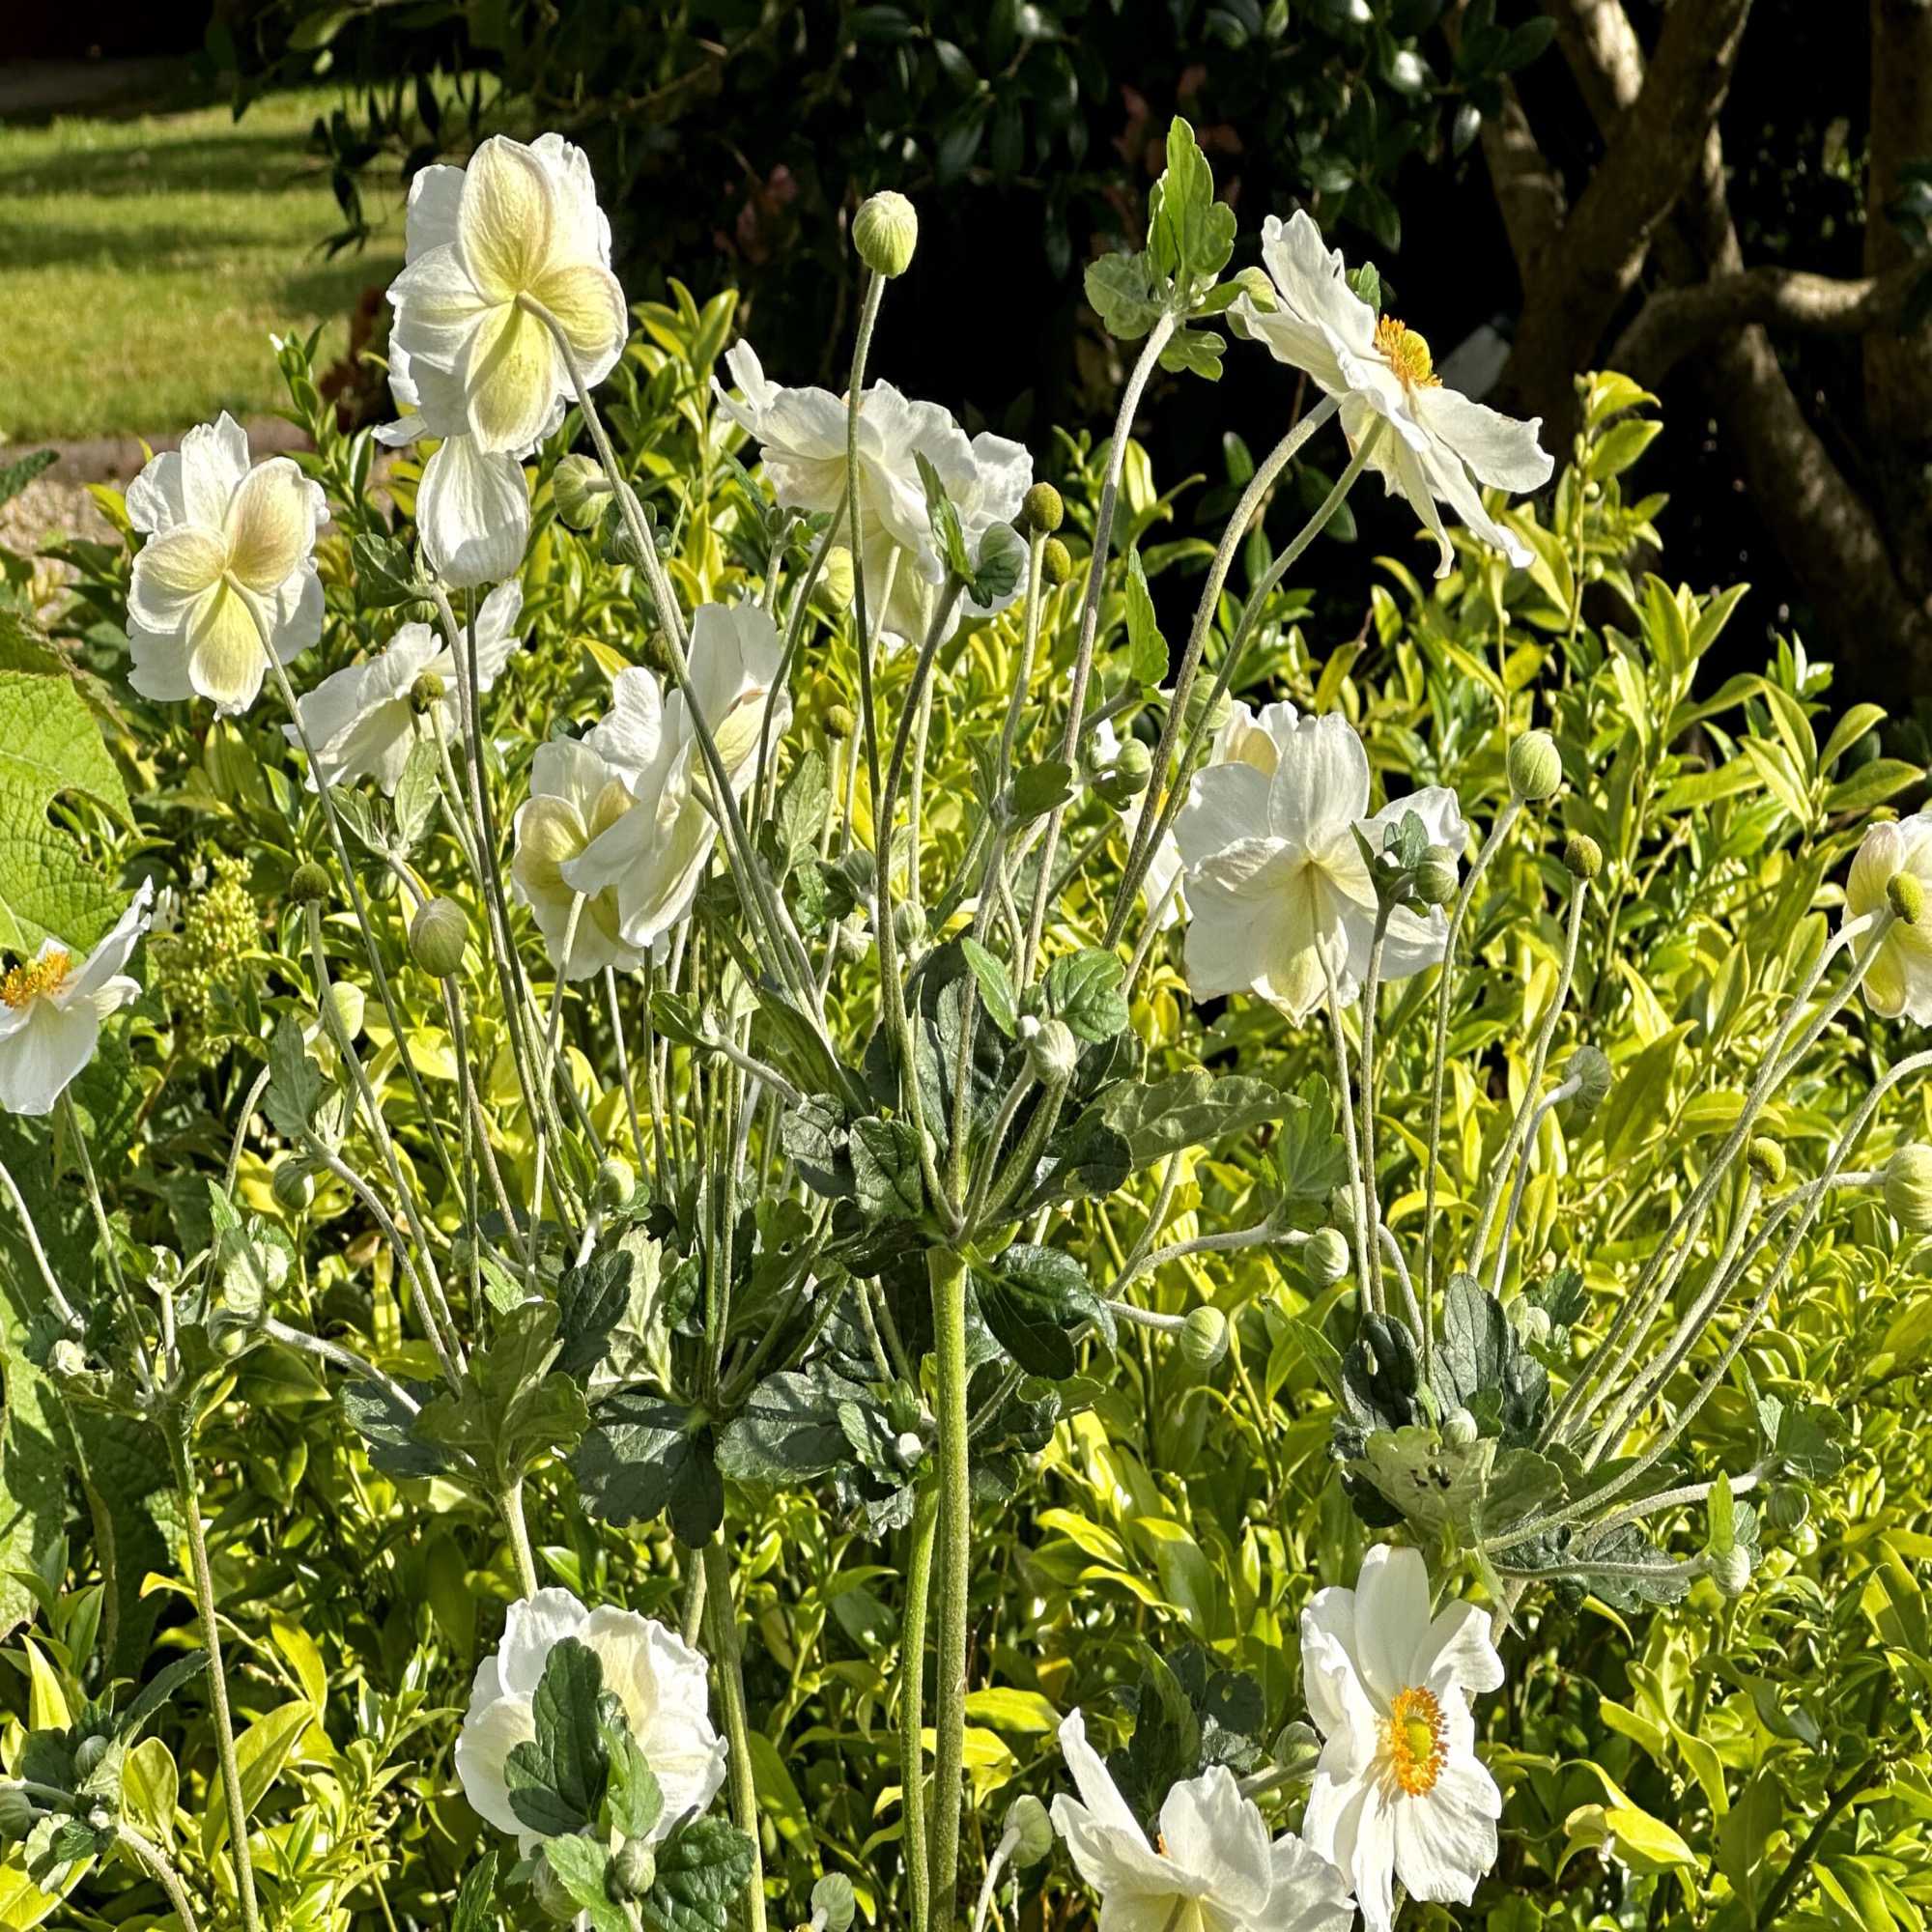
[459, 137, 554, 304]
[529, 258, 628, 369]
[128, 526, 227, 632]
[185, 580, 269, 713]
[225, 460, 316, 591]
[459, 301, 560, 455]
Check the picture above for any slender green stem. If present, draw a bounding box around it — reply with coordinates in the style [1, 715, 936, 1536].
[118, 1823, 201, 1932]
[1357, 903, 1393, 1313]
[61, 1094, 154, 1390]
[500, 1479, 540, 1598]
[0, 1154, 81, 1332]
[167, 1414, 260, 1932]
[1321, 958, 1372, 1305]
[925, 1246, 973, 1932]
[899, 1485, 939, 1932]
[702, 1536, 768, 1932]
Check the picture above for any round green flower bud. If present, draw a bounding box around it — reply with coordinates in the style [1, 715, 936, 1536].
[1889, 870, 1926, 925]
[1511, 1300, 1552, 1350]
[1747, 1137, 1786, 1186]
[1442, 1406, 1480, 1448]
[529, 1858, 582, 1925]
[824, 704, 856, 741]
[809, 673, 844, 724]
[893, 900, 926, 952]
[325, 981, 366, 1043]
[410, 895, 469, 979]
[1020, 482, 1065, 536]
[854, 189, 919, 279]
[1179, 1305, 1230, 1371]
[1767, 1484, 1809, 1531]
[1507, 729, 1562, 803]
[1094, 738, 1153, 809]
[1022, 1014, 1080, 1086]
[1566, 1045, 1612, 1117]
[0, 1786, 34, 1841]
[1305, 1226, 1351, 1290]
[1411, 848, 1460, 908]
[1563, 832, 1604, 881]
[1885, 1144, 1932, 1233]
[72, 1734, 108, 1777]
[553, 452, 613, 530]
[1183, 681, 1233, 742]
[608, 1836, 658, 1901]
[290, 861, 332, 904]
[408, 669, 446, 715]
[595, 1154, 636, 1212]
[1707, 1544, 1752, 1599]
[1039, 537, 1073, 587]
[812, 1874, 858, 1932]
[271, 1157, 315, 1213]
[1006, 1794, 1055, 1867]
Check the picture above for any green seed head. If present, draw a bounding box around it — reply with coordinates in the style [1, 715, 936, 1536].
[1563, 831, 1603, 880]
[290, 861, 332, 904]
[1020, 482, 1065, 535]
[608, 1837, 657, 1901]
[595, 1154, 636, 1211]
[1022, 1014, 1080, 1086]
[1411, 848, 1460, 907]
[1747, 1137, 1786, 1186]
[553, 451, 613, 530]
[1305, 1226, 1351, 1290]
[1889, 870, 1925, 925]
[1007, 1794, 1055, 1867]
[854, 190, 920, 278]
[1707, 1545, 1752, 1599]
[1442, 1406, 1480, 1447]
[271, 1157, 316, 1213]
[408, 669, 446, 715]
[1566, 1045, 1612, 1117]
[1040, 537, 1073, 587]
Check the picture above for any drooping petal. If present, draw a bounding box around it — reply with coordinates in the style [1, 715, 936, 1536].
[185, 581, 272, 715]
[403, 162, 466, 262]
[1261, 212, 1379, 361]
[470, 579, 527, 688]
[417, 434, 530, 588]
[1056, 1711, 1149, 1844]
[529, 258, 629, 384]
[1410, 384, 1554, 493]
[1348, 1785, 1400, 1932]
[1050, 1798, 1187, 1918]
[458, 299, 563, 456]
[583, 667, 669, 782]
[1182, 869, 1280, 1003]
[127, 624, 198, 704]
[496, 1588, 587, 1698]
[67, 881, 155, 1002]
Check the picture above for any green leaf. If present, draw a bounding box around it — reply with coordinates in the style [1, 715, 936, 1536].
[352, 531, 425, 608]
[973, 1242, 1111, 1380]
[576, 1394, 724, 1546]
[1093, 1070, 1289, 1167]
[451, 1851, 500, 1932]
[1273, 1074, 1350, 1199]
[643, 1816, 757, 1932]
[1707, 1469, 1736, 1556]
[716, 1370, 856, 1484]
[777, 749, 831, 867]
[914, 451, 973, 582]
[200, 1700, 313, 1860]
[1147, 117, 1236, 289]
[539, 1833, 629, 1932]
[1044, 949, 1128, 1042]
[603, 1710, 665, 1841]
[972, 522, 1027, 607]
[1122, 549, 1168, 685]
[264, 1012, 327, 1141]
[1085, 252, 1165, 341]
[393, 735, 441, 851]
[504, 1638, 609, 1837]
[850, 1116, 926, 1222]
[959, 937, 1017, 1037]
[0, 450, 57, 509]
[412, 1300, 589, 1491]
[1156, 327, 1225, 381]
[0, 669, 135, 952]
[1009, 760, 1075, 821]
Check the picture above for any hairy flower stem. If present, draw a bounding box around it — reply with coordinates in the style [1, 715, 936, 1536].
[526, 895, 584, 1293]
[166, 1414, 260, 1932]
[1358, 903, 1394, 1313]
[0, 1153, 81, 1333]
[1022, 314, 1176, 985]
[499, 1478, 540, 1598]
[926, 1246, 973, 1931]
[1469, 876, 1591, 1276]
[1489, 1074, 1584, 1296]
[702, 1536, 768, 1932]
[1104, 417, 1384, 946]
[899, 1484, 939, 1932]
[1322, 957, 1374, 1307]
[118, 1824, 201, 1932]
[1420, 798, 1521, 1376]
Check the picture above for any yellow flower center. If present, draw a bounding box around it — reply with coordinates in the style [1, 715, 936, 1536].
[1374, 315, 1440, 390]
[1383, 1685, 1447, 1796]
[0, 949, 71, 1009]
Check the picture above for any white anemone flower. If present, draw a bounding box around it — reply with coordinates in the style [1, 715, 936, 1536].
[560, 602, 792, 955]
[455, 1588, 726, 1850]
[716, 341, 1031, 645]
[384, 135, 626, 585]
[287, 581, 525, 794]
[1846, 813, 1932, 1022]
[1300, 1546, 1506, 1932]
[125, 415, 327, 715]
[1051, 1710, 1354, 1932]
[1236, 212, 1553, 577]
[512, 736, 650, 981]
[1174, 704, 1464, 1021]
[0, 882, 154, 1116]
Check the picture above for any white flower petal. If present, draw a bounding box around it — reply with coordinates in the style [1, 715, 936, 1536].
[1268, 1833, 1357, 1932]
[68, 881, 154, 1000]
[1056, 1711, 1149, 1843]
[1410, 384, 1554, 492]
[1417, 1600, 1506, 1698]
[497, 1588, 587, 1698]
[1265, 712, 1371, 847]
[455, 1690, 537, 1837]
[1156, 1766, 1271, 1915]
[1175, 760, 1274, 869]
[418, 434, 530, 588]
[1352, 1545, 1434, 1703]
[0, 993, 99, 1116]
[1391, 1752, 1500, 1905]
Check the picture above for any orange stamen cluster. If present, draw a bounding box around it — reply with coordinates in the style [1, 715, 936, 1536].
[0, 948, 71, 1010]
[1374, 315, 1440, 390]
[1383, 1685, 1448, 1796]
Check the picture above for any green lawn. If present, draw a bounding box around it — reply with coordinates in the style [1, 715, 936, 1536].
[0, 90, 406, 441]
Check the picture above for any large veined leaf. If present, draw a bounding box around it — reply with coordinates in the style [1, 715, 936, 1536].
[0, 670, 133, 953]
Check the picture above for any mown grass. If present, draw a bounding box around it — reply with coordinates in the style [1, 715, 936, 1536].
[0, 90, 405, 441]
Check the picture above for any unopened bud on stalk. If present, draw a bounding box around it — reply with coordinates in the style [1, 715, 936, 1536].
[1511, 1300, 1552, 1349]
[1179, 1305, 1230, 1370]
[1183, 681, 1233, 741]
[1020, 482, 1065, 535]
[1707, 1545, 1752, 1599]
[1747, 1137, 1785, 1186]
[1095, 738, 1152, 808]
[553, 452, 613, 530]
[1885, 1144, 1932, 1232]
[595, 1155, 636, 1211]
[1565, 1045, 1612, 1117]
[410, 895, 469, 978]
[854, 190, 919, 278]
[325, 981, 366, 1042]
[1442, 1406, 1479, 1447]
[893, 900, 925, 952]
[72, 1734, 108, 1778]
[409, 669, 446, 714]
[607, 1837, 656, 1901]
[1411, 847, 1460, 907]
[1006, 1795, 1055, 1866]
[824, 703, 856, 740]
[290, 861, 332, 904]
[1889, 870, 1925, 924]
[1563, 831, 1603, 880]
[1040, 537, 1073, 587]
[1304, 1226, 1351, 1290]
[1508, 729, 1562, 802]
[1021, 1014, 1080, 1086]
[810, 674, 844, 724]
[812, 1875, 858, 1932]
[1767, 1484, 1808, 1531]
[271, 1157, 315, 1213]
[0, 1786, 32, 1842]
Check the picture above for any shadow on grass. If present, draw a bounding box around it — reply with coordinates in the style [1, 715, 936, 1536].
[0, 127, 402, 202]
